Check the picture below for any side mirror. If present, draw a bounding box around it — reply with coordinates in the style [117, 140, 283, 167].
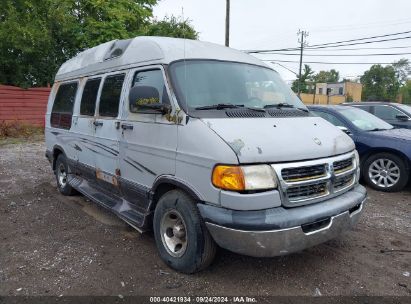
[129, 85, 171, 115]
[337, 126, 351, 135]
[396, 114, 409, 121]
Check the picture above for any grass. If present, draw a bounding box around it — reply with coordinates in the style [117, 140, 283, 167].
[0, 121, 44, 146]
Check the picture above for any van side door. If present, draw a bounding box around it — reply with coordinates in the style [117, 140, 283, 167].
[93, 73, 126, 194]
[71, 77, 101, 179]
[119, 66, 177, 210]
[48, 81, 79, 166]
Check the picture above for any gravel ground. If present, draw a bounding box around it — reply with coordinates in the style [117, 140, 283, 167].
[0, 139, 410, 297]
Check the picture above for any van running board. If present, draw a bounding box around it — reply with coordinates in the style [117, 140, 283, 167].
[68, 175, 146, 231]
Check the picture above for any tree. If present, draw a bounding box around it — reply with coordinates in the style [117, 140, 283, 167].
[360, 65, 400, 101]
[291, 64, 314, 93]
[0, 0, 198, 87]
[392, 58, 410, 85]
[312, 69, 340, 83]
[145, 16, 198, 39]
[399, 80, 411, 104]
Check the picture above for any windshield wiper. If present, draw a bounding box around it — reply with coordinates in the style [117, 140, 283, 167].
[367, 128, 391, 132]
[194, 103, 242, 110]
[264, 103, 309, 112]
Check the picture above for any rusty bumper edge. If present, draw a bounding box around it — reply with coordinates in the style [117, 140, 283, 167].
[206, 199, 366, 257]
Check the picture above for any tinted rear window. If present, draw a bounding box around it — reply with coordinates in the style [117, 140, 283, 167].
[99, 74, 125, 117]
[51, 82, 78, 129]
[52, 83, 77, 113]
[80, 78, 101, 116]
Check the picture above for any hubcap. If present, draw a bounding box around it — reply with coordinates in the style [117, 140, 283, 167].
[368, 158, 400, 188]
[160, 210, 188, 257]
[57, 163, 67, 188]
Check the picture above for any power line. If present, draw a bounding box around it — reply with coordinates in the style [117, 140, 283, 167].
[271, 62, 298, 75]
[306, 35, 411, 50]
[266, 59, 402, 65]
[258, 52, 411, 57]
[245, 31, 411, 53]
[304, 45, 411, 51]
[307, 30, 411, 48]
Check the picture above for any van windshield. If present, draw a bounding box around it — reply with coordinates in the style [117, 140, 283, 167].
[169, 60, 306, 112]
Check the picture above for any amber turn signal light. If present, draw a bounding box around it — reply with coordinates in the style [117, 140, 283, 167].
[212, 165, 245, 191]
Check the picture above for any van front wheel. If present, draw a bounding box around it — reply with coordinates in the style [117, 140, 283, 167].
[153, 190, 216, 273]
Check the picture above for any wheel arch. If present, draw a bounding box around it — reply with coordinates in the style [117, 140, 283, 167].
[149, 177, 203, 212]
[360, 147, 410, 170]
[52, 145, 66, 171]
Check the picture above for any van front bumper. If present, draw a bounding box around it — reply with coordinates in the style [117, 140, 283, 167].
[198, 185, 367, 257]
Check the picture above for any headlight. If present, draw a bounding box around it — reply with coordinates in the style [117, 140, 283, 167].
[212, 164, 277, 191]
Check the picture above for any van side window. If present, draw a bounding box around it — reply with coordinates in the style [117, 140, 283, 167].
[130, 69, 169, 113]
[80, 78, 101, 116]
[99, 74, 125, 117]
[51, 82, 78, 129]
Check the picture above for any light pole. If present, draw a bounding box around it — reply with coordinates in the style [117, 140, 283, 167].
[297, 30, 309, 97]
[225, 0, 230, 46]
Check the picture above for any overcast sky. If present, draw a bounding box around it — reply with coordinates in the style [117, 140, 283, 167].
[153, 0, 411, 82]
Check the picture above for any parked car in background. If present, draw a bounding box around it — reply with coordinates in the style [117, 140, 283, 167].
[308, 105, 411, 192]
[342, 102, 411, 129]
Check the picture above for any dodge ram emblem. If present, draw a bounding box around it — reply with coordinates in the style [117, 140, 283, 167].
[313, 138, 322, 145]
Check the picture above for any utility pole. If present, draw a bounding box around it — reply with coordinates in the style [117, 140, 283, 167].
[225, 0, 230, 46]
[297, 30, 309, 97]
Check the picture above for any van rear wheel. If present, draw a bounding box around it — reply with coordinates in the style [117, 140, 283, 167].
[55, 154, 76, 196]
[153, 189, 216, 273]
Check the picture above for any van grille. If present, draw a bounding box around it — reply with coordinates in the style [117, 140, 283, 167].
[272, 152, 357, 207]
[282, 164, 326, 182]
[287, 181, 328, 201]
[333, 158, 353, 174]
[334, 174, 355, 191]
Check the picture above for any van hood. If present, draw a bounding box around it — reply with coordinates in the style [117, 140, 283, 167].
[201, 117, 355, 163]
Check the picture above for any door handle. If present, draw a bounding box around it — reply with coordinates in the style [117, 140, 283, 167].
[121, 123, 134, 130]
[93, 121, 103, 127]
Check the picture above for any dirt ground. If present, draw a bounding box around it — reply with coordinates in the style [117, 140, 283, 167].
[0, 138, 410, 297]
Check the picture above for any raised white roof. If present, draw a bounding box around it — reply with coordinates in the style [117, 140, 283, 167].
[55, 36, 269, 81]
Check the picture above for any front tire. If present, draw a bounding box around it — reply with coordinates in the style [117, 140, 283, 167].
[55, 154, 76, 196]
[362, 152, 408, 192]
[153, 190, 216, 273]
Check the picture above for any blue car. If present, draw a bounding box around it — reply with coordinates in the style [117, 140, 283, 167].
[308, 105, 411, 192]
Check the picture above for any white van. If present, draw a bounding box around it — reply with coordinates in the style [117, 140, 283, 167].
[45, 37, 367, 273]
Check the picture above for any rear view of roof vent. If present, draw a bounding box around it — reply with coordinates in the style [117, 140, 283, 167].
[103, 39, 132, 61]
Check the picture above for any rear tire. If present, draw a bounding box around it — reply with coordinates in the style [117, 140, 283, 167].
[55, 154, 76, 196]
[153, 189, 216, 273]
[362, 152, 408, 192]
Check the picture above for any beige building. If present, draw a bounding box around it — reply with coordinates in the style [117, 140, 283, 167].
[300, 81, 362, 105]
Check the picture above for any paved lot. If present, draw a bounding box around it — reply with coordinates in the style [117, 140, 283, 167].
[0, 139, 410, 296]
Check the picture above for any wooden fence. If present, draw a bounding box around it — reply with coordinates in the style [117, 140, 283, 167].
[0, 85, 51, 127]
